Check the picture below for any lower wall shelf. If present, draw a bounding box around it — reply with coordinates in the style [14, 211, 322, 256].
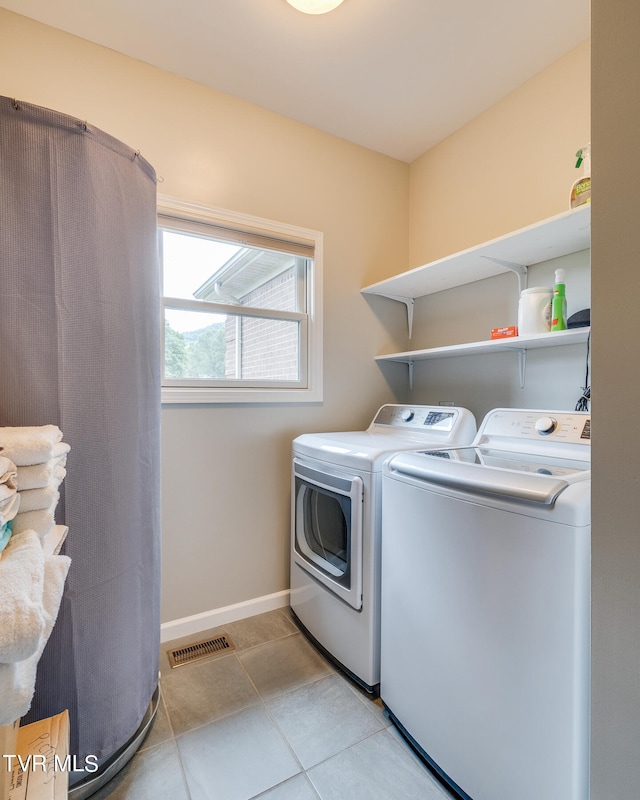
[375, 327, 590, 388]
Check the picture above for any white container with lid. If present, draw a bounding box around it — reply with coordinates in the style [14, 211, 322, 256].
[518, 287, 553, 335]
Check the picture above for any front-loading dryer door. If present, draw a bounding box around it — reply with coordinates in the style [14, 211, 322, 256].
[292, 457, 363, 610]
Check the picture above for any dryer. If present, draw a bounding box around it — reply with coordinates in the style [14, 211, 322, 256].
[381, 408, 591, 800]
[290, 404, 476, 694]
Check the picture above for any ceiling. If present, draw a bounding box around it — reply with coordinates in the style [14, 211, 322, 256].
[2, 0, 590, 162]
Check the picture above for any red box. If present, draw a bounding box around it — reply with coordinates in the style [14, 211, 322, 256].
[490, 326, 518, 339]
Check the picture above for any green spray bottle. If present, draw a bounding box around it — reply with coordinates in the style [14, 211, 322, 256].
[570, 144, 591, 209]
[550, 268, 567, 331]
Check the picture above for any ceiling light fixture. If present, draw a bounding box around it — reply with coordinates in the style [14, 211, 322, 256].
[286, 0, 345, 14]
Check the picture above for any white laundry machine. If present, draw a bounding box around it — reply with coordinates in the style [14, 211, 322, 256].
[380, 408, 591, 800]
[290, 404, 477, 694]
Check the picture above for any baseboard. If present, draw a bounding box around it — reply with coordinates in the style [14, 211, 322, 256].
[160, 589, 290, 643]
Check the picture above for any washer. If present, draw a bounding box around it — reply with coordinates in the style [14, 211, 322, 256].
[290, 404, 477, 694]
[381, 408, 591, 800]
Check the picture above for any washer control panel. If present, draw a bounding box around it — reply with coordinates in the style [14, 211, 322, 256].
[479, 409, 591, 445]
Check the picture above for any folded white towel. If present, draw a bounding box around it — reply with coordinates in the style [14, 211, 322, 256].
[0, 426, 66, 467]
[0, 552, 71, 726]
[0, 491, 20, 527]
[0, 482, 16, 505]
[14, 456, 67, 492]
[17, 487, 59, 515]
[10, 505, 56, 541]
[0, 456, 17, 487]
[42, 525, 69, 557]
[54, 464, 67, 484]
[52, 441, 71, 461]
[0, 530, 46, 663]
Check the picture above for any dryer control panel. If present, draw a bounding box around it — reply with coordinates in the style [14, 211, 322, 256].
[372, 404, 459, 431]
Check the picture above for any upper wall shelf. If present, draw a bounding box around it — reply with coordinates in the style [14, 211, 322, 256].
[361, 205, 590, 337]
[362, 204, 590, 302]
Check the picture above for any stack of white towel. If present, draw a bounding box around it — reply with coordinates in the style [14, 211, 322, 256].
[0, 424, 70, 544]
[0, 425, 71, 726]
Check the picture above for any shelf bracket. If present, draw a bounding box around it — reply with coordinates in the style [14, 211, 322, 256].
[517, 348, 526, 388]
[408, 360, 414, 390]
[481, 256, 528, 295]
[384, 295, 415, 338]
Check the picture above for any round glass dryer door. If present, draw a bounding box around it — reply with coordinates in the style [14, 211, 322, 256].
[292, 458, 363, 610]
[297, 482, 351, 584]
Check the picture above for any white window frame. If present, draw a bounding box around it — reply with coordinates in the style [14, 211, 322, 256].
[158, 196, 323, 405]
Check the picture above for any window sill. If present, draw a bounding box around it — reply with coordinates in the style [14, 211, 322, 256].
[161, 385, 323, 405]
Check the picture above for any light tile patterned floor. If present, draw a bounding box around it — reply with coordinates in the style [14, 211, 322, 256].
[90, 609, 457, 800]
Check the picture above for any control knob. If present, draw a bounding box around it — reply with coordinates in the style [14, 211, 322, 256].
[534, 416, 557, 435]
[400, 409, 415, 422]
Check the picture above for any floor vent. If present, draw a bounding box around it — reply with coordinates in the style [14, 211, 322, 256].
[168, 634, 235, 668]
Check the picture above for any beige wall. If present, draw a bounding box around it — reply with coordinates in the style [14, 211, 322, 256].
[404, 42, 591, 422]
[591, 0, 640, 795]
[0, 9, 409, 621]
[408, 41, 590, 267]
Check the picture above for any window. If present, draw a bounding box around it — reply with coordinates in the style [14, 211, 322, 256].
[158, 197, 323, 404]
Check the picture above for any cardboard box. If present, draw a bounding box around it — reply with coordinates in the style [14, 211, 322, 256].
[1, 721, 19, 800]
[490, 326, 518, 339]
[4, 712, 69, 800]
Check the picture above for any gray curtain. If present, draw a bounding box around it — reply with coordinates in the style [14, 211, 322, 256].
[0, 96, 161, 761]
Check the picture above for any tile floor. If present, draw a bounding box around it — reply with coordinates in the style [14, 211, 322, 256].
[91, 609, 457, 800]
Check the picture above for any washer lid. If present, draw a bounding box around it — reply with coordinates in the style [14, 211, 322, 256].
[387, 446, 590, 503]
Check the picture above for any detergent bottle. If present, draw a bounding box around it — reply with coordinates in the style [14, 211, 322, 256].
[550, 269, 567, 331]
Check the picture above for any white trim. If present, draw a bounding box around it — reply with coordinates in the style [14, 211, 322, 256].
[160, 589, 291, 643]
[164, 296, 307, 322]
[158, 195, 323, 405]
[157, 196, 319, 247]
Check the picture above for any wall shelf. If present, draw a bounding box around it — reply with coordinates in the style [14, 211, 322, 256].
[374, 327, 590, 363]
[364, 203, 591, 390]
[375, 327, 590, 388]
[363, 204, 590, 301]
[362, 205, 591, 338]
